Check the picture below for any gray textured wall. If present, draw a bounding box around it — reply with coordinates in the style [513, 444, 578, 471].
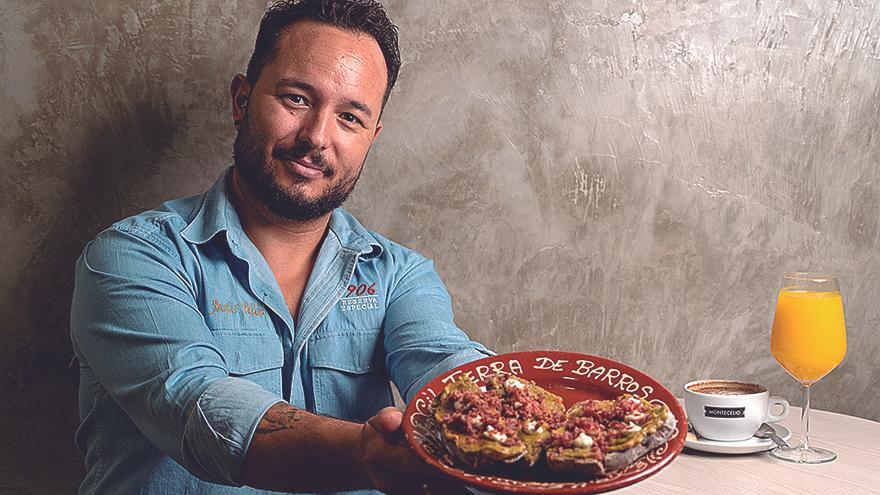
[3, 0, 879, 492]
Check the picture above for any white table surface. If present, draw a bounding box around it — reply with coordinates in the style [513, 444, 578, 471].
[614, 406, 880, 495]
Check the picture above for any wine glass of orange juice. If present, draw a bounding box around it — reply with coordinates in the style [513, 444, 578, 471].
[770, 273, 846, 464]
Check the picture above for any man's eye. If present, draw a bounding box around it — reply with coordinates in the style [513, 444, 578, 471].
[340, 113, 361, 125]
[285, 95, 306, 105]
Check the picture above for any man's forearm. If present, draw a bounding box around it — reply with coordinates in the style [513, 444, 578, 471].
[238, 402, 371, 492]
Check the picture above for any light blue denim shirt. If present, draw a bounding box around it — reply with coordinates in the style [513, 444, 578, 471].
[70, 168, 492, 495]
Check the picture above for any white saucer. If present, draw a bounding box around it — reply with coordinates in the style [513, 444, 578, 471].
[685, 424, 792, 454]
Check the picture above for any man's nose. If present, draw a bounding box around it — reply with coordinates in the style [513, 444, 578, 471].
[296, 109, 332, 150]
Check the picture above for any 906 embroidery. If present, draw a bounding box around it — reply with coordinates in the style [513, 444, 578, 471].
[341, 282, 379, 312]
[346, 283, 376, 297]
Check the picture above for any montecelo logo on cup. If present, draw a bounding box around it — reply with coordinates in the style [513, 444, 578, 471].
[340, 282, 379, 312]
[704, 406, 745, 418]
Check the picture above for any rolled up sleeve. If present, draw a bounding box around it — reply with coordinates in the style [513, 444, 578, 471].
[382, 257, 494, 403]
[70, 227, 281, 485]
[182, 377, 282, 483]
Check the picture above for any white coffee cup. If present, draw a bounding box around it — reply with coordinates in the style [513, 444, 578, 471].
[684, 379, 790, 442]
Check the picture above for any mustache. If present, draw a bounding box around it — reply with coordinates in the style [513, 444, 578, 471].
[272, 141, 332, 177]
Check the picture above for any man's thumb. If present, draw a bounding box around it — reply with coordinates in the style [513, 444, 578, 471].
[367, 406, 404, 437]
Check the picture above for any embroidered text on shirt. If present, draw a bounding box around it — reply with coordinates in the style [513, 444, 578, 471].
[208, 299, 266, 317]
[341, 283, 379, 312]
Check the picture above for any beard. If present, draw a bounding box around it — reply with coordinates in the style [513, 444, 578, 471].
[232, 113, 363, 221]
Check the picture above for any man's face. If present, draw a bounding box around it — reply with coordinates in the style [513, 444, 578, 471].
[232, 20, 387, 221]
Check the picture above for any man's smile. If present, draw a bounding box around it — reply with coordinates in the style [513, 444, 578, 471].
[284, 157, 327, 179]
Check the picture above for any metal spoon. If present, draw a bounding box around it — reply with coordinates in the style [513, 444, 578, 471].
[686, 421, 702, 440]
[755, 423, 789, 448]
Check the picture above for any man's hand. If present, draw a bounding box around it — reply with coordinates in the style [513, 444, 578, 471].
[357, 407, 470, 494]
[355, 407, 438, 494]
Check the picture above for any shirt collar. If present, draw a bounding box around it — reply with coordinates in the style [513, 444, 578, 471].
[328, 207, 384, 258]
[180, 167, 383, 258]
[180, 168, 239, 245]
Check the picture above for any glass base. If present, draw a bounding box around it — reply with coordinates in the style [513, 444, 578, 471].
[770, 445, 837, 464]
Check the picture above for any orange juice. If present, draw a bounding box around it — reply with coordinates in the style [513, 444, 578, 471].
[771, 290, 847, 385]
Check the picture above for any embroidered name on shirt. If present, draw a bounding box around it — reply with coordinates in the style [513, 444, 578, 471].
[341, 283, 379, 312]
[208, 299, 266, 317]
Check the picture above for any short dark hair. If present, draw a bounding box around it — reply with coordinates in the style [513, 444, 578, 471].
[245, 0, 401, 108]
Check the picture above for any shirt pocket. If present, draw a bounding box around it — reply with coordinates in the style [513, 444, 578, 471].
[309, 329, 393, 422]
[212, 329, 283, 396]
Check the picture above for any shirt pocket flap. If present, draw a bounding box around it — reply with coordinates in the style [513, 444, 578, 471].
[212, 330, 283, 375]
[309, 330, 383, 375]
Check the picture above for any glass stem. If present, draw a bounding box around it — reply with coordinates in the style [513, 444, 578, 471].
[800, 384, 812, 451]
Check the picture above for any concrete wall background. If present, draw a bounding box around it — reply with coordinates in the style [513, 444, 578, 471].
[2, 0, 878, 492]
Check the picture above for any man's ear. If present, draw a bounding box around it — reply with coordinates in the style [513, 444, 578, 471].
[372, 120, 383, 141]
[230, 74, 251, 128]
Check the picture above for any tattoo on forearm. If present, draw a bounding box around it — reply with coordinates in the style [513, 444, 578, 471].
[255, 408, 300, 435]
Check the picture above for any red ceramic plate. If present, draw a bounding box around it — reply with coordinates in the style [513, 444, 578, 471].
[403, 351, 686, 494]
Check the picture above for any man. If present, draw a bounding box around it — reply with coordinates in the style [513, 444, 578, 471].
[69, 1, 491, 493]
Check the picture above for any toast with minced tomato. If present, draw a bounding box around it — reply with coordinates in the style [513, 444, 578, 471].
[485, 374, 566, 466]
[548, 394, 676, 475]
[433, 375, 527, 470]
